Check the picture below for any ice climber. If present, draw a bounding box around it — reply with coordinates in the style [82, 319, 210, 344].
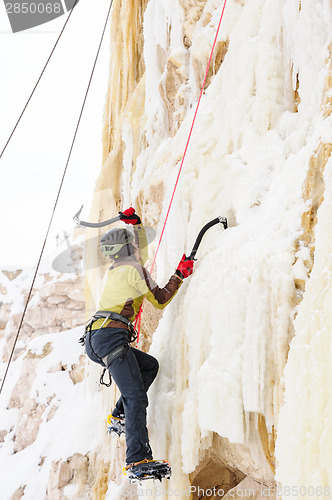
[84, 207, 195, 480]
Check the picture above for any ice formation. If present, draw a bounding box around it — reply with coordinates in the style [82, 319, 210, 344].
[91, 0, 332, 496]
[1, 0, 332, 498]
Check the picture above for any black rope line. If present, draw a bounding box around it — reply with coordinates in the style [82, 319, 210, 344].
[0, 0, 114, 395]
[0, 0, 80, 160]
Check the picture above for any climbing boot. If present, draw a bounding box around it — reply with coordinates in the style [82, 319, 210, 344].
[123, 459, 171, 483]
[107, 413, 125, 436]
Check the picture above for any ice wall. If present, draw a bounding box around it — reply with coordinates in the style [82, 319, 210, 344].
[275, 153, 332, 492]
[275, 2, 332, 491]
[88, 0, 332, 497]
[85, 0, 149, 317]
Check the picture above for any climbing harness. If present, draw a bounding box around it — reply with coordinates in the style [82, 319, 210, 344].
[86, 310, 137, 342]
[102, 344, 128, 367]
[100, 344, 130, 387]
[80, 310, 137, 349]
[80, 310, 137, 386]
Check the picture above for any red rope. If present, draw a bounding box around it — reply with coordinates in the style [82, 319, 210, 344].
[135, 0, 228, 341]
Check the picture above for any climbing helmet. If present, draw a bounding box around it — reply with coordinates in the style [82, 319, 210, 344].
[100, 228, 134, 257]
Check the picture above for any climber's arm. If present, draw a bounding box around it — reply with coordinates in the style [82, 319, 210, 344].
[129, 266, 183, 310]
[119, 207, 148, 265]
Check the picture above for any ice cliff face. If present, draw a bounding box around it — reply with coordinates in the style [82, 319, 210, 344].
[87, 0, 332, 497]
[1, 0, 332, 498]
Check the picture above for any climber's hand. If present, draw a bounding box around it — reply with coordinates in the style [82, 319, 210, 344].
[119, 207, 142, 225]
[175, 254, 194, 279]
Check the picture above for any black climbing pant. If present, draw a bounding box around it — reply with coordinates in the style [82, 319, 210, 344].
[110, 347, 159, 464]
[85, 327, 159, 464]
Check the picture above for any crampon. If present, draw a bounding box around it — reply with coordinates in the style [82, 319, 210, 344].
[123, 459, 171, 483]
[107, 414, 125, 436]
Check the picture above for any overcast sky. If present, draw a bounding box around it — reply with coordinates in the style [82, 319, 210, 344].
[0, 0, 111, 268]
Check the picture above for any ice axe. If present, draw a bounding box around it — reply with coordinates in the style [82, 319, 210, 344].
[186, 216, 228, 261]
[50, 206, 122, 273]
[73, 205, 121, 228]
[73, 205, 156, 243]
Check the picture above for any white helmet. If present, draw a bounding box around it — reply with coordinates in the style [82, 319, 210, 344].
[100, 228, 134, 257]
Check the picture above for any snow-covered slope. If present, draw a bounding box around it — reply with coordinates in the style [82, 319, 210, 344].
[0, 235, 106, 499]
[0, 326, 100, 499]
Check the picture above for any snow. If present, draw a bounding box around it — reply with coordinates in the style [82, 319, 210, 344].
[0, 326, 105, 499]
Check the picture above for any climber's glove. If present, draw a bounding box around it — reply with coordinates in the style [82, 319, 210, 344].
[119, 207, 142, 225]
[175, 254, 195, 279]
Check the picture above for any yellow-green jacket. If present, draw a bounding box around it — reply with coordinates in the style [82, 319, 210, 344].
[92, 225, 182, 330]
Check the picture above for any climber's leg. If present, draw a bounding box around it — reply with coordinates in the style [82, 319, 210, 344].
[112, 348, 158, 419]
[108, 347, 153, 463]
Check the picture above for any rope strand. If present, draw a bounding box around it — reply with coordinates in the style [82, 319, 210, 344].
[0, 0, 114, 395]
[0, 0, 80, 159]
[135, 0, 228, 341]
